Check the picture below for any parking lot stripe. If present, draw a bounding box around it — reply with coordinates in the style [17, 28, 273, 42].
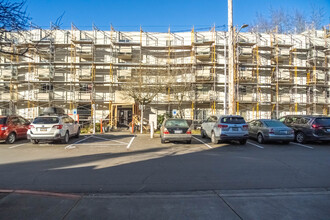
[126, 136, 136, 149]
[291, 142, 314, 149]
[192, 136, 212, 149]
[247, 141, 264, 149]
[65, 136, 91, 149]
[93, 135, 128, 145]
[8, 143, 26, 149]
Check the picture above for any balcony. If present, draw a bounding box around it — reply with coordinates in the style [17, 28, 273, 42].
[118, 47, 133, 60]
[117, 69, 131, 82]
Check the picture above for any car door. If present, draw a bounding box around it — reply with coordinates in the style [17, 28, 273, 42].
[18, 117, 29, 138]
[61, 116, 70, 135]
[208, 116, 218, 137]
[248, 120, 256, 137]
[202, 117, 211, 137]
[9, 117, 23, 138]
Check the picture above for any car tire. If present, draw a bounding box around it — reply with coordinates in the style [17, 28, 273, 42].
[161, 138, 165, 144]
[211, 131, 219, 144]
[186, 139, 192, 144]
[61, 131, 69, 144]
[201, 129, 206, 138]
[257, 133, 264, 144]
[239, 139, 247, 145]
[75, 128, 80, 138]
[6, 132, 16, 144]
[296, 131, 306, 144]
[31, 139, 39, 144]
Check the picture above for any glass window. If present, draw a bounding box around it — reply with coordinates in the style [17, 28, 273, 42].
[0, 117, 7, 124]
[315, 118, 330, 126]
[68, 117, 74, 123]
[10, 117, 20, 125]
[210, 116, 218, 122]
[165, 119, 189, 127]
[221, 117, 245, 124]
[33, 117, 59, 124]
[264, 120, 285, 127]
[278, 117, 285, 122]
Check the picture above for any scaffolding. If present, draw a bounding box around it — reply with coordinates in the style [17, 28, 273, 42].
[0, 25, 329, 124]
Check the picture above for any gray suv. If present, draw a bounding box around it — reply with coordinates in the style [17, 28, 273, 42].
[279, 115, 330, 143]
[201, 115, 249, 144]
[27, 109, 80, 144]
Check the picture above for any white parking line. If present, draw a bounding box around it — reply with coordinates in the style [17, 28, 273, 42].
[126, 136, 136, 149]
[9, 143, 26, 149]
[247, 141, 264, 149]
[92, 136, 128, 145]
[64, 136, 91, 149]
[192, 136, 212, 149]
[291, 142, 314, 149]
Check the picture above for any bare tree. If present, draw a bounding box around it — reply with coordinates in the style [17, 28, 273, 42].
[0, 0, 63, 57]
[310, 5, 325, 30]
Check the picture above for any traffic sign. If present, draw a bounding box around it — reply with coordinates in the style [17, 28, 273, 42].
[73, 108, 77, 115]
[172, 109, 177, 116]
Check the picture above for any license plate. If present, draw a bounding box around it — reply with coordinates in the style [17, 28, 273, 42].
[174, 130, 182, 134]
[40, 128, 47, 131]
[232, 127, 238, 131]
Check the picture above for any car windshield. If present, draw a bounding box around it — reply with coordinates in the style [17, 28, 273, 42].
[221, 117, 245, 124]
[33, 117, 59, 124]
[0, 117, 7, 124]
[264, 120, 285, 127]
[315, 118, 330, 126]
[165, 120, 189, 127]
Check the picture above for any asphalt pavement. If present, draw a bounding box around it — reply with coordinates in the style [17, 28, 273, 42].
[0, 132, 330, 219]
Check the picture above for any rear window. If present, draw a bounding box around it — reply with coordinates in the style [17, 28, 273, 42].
[221, 117, 245, 124]
[33, 117, 59, 124]
[314, 118, 330, 126]
[263, 120, 285, 127]
[0, 117, 7, 124]
[165, 120, 189, 127]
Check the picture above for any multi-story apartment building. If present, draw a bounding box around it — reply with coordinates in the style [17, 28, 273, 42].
[0, 26, 329, 126]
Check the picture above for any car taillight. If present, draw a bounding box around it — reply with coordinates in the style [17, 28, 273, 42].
[217, 124, 228, 128]
[312, 124, 323, 130]
[52, 125, 63, 129]
[28, 125, 34, 130]
[243, 125, 248, 130]
[269, 128, 274, 134]
[186, 129, 191, 134]
[163, 128, 169, 134]
[0, 126, 8, 131]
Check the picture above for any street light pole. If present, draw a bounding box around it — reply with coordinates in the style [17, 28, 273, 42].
[228, 0, 234, 115]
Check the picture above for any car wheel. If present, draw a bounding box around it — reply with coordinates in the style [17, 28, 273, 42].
[186, 139, 192, 144]
[257, 133, 264, 144]
[161, 138, 165, 144]
[201, 129, 206, 138]
[75, 128, 80, 138]
[6, 133, 16, 144]
[31, 139, 39, 144]
[61, 131, 69, 144]
[211, 131, 219, 144]
[296, 132, 306, 144]
[239, 139, 247, 145]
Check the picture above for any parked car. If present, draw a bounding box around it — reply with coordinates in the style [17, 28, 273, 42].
[279, 115, 330, 143]
[201, 115, 249, 144]
[27, 107, 80, 144]
[0, 115, 30, 144]
[248, 119, 294, 144]
[160, 119, 192, 144]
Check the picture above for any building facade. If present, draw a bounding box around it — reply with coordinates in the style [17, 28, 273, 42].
[0, 27, 329, 125]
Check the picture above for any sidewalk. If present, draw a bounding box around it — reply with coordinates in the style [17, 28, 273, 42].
[1, 188, 330, 220]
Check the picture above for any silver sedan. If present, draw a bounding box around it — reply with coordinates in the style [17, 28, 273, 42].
[248, 119, 294, 144]
[160, 119, 192, 144]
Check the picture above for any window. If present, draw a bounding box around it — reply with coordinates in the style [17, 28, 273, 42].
[221, 117, 245, 124]
[315, 118, 330, 126]
[210, 116, 218, 122]
[0, 117, 7, 124]
[33, 117, 59, 124]
[278, 117, 285, 122]
[165, 119, 189, 127]
[9, 117, 20, 125]
[18, 117, 29, 125]
[41, 84, 53, 92]
[264, 120, 285, 127]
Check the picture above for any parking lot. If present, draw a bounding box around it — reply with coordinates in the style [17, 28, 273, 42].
[1, 132, 330, 219]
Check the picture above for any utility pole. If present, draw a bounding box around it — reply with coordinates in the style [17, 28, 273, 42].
[228, 0, 235, 115]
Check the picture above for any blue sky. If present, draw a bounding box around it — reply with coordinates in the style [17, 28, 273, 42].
[26, 0, 330, 31]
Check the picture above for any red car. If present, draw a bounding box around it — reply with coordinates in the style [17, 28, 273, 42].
[0, 115, 30, 144]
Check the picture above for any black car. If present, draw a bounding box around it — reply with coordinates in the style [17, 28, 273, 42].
[279, 115, 330, 143]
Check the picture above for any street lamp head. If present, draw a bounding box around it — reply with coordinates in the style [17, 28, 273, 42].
[241, 24, 249, 29]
